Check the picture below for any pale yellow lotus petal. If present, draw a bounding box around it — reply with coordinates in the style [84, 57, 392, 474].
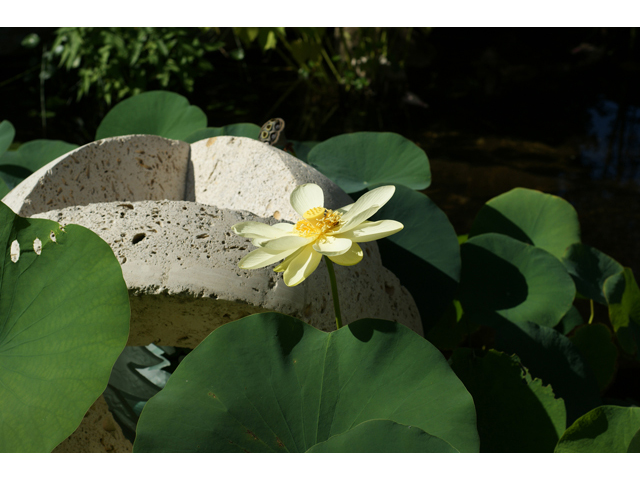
[337, 220, 404, 243]
[238, 246, 301, 269]
[252, 223, 295, 246]
[232, 221, 291, 240]
[336, 206, 379, 234]
[290, 183, 324, 217]
[262, 235, 313, 253]
[340, 185, 395, 224]
[273, 246, 304, 272]
[283, 245, 323, 287]
[312, 236, 352, 256]
[329, 242, 364, 266]
[251, 236, 271, 247]
[272, 222, 295, 232]
[335, 203, 354, 215]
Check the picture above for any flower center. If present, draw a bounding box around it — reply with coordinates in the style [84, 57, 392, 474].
[294, 207, 343, 238]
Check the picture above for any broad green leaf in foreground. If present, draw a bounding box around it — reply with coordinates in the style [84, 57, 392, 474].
[628, 427, 640, 452]
[469, 188, 581, 259]
[0, 120, 15, 155]
[449, 349, 566, 452]
[183, 123, 261, 143]
[373, 186, 460, 331]
[555, 405, 640, 453]
[307, 132, 431, 193]
[459, 233, 575, 328]
[134, 313, 479, 453]
[561, 243, 623, 305]
[306, 419, 458, 453]
[95, 90, 207, 141]
[604, 267, 640, 357]
[0, 202, 130, 452]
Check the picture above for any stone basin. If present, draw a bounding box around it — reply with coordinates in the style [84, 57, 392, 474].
[4, 134, 421, 336]
[2, 134, 422, 452]
[33, 200, 421, 347]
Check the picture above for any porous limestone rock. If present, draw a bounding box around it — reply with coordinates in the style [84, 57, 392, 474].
[52, 395, 132, 453]
[34, 200, 422, 347]
[187, 136, 350, 220]
[3, 135, 190, 217]
[2, 134, 351, 223]
[6, 133, 423, 453]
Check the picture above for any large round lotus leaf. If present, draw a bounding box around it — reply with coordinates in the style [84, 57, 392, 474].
[95, 91, 207, 141]
[133, 313, 479, 453]
[495, 321, 601, 425]
[306, 419, 458, 453]
[0, 139, 79, 173]
[307, 132, 431, 193]
[0, 202, 130, 452]
[0, 177, 9, 198]
[449, 348, 566, 452]
[183, 123, 261, 143]
[290, 140, 319, 163]
[469, 188, 581, 259]
[459, 233, 575, 328]
[562, 243, 623, 305]
[0, 164, 32, 192]
[569, 324, 617, 392]
[554, 306, 584, 335]
[604, 267, 640, 357]
[555, 406, 640, 453]
[0, 120, 15, 155]
[627, 427, 640, 452]
[373, 186, 460, 331]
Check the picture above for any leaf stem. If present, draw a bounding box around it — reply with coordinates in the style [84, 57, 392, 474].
[325, 257, 343, 330]
[588, 299, 594, 325]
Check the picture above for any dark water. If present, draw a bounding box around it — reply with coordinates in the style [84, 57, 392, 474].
[423, 95, 640, 278]
[581, 97, 640, 184]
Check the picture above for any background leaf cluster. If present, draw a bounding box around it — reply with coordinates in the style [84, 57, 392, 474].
[49, 27, 223, 105]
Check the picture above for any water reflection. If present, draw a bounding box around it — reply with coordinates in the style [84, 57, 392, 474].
[581, 97, 640, 183]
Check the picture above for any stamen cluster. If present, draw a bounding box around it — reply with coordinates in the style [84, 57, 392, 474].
[294, 208, 343, 238]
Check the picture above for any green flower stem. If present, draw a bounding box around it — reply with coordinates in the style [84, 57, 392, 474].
[324, 257, 343, 330]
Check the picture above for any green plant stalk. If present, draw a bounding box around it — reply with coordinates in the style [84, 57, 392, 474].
[337, 28, 353, 64]
[588, 299, 594, 324]
[325, 257, 343, 330]
[320, 46, 342, 83]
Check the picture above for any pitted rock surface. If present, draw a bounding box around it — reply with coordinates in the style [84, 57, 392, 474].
[2, 134, 351, 225]
[33, 200, 422, 347]
[3, 135, 190, 217]
[52, 395, 132, 453]
[188, 136, 351, 221]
